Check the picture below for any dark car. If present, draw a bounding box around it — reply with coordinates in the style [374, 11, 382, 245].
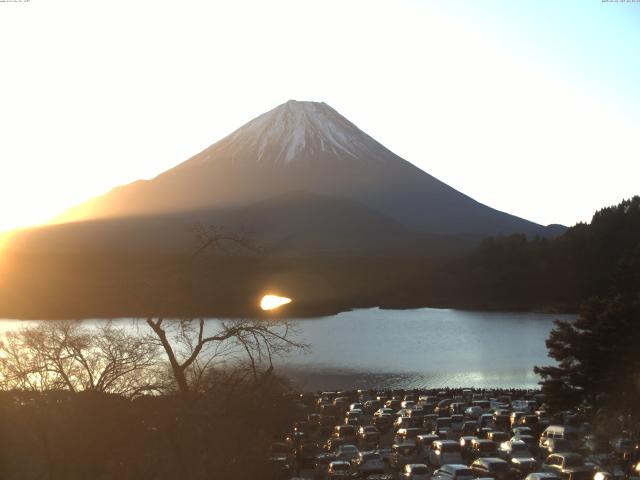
[540, 438, 573, 456]
[333, 424, 357, 443]
[470, 457, 512, 480]
[471, 438, 499, 461]
[358, 425, 381, 445]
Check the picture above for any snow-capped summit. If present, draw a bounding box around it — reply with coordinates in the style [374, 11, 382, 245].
[183, 99, 397, 167]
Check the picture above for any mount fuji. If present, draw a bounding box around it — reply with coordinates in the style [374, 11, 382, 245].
[48, 100, 559, 250]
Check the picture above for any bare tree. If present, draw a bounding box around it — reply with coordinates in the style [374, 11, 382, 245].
[145, 223, 306, 396]
[0, 320, 163, 397]
[145, 317, 306, 396]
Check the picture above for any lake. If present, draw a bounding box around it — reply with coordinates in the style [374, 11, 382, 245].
[0, 307, 574, 390]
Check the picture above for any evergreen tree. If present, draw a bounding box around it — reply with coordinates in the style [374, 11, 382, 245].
[534, 294, 640, 417]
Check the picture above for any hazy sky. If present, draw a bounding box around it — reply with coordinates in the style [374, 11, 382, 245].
[1, 0, 639, 232]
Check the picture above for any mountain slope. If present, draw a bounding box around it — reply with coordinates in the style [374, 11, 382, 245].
[58, 100, 558, 237]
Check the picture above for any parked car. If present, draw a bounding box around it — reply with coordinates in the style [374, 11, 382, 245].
[488, 431, 509, 444]
[429, 440, 464, 467]
[333, 424, 357, 443]
[540, 438, 573, 456]
[374, 413, 393, 432]
[513, 435, 538, 455]
[540, 426, 580, 448]
[390, 443, 422, 470]
[432, 463, 476, 480]
[511, 412, 526, 428]
[523, 473, 561, 480]
[365, 400, 382, 414]
[541, 453, 593, 480]
[328, 460, 352, 479]
[374, 407, 395, 417]
[498, 440, 537, 475]
[416, 433, 441, 452]
[435, 417, 454, 439]
[493, 413, 511, 432]
[399, 463, 430, 480]
[352, 451, 385, 477]
[512, 427, 535, 438]
[325, 437, 347, 453]
[358, 425, 381, 445]
[336, 444, 360, 463]
[396, 427, 425, 445]
[471, 438, 499, 461]
[466, 406, 482, 420]
[470, 457, 512, 480]
[462, 421, 479, 436]
[345, 410, 362, 426]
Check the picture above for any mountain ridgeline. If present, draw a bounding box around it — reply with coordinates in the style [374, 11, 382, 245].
[9, 100, 632, 319]
[47, 100, 559, 252]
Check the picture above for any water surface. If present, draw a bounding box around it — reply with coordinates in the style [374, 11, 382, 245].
[0, 307, 574, 390]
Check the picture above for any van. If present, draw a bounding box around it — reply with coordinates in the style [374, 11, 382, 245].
[540, 425, 580, 447]
[428, 440, 463, 467]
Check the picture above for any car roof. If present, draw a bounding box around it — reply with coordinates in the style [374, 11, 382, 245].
[553, 453, 582, 460]
[475, 458, 508, 465]
[443, 464, 470, 470]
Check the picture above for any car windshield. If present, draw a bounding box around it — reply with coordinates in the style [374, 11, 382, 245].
[564, 456, 584, 468]
[491, 463, 509, 472]
[512, 444, 528, 453]
[363, 453, 381, 461]
[412, 466, 428, 474]
[332, 463, 350, 471]
[342, 446, 357, 453]
[438, 419, 452, 427]
[441, 444, 460, 452]
[480, 443, 495, 452]
[563, 471, 591, 480]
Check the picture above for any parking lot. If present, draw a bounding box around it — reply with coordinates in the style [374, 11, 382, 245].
[269, 388, 640, 480]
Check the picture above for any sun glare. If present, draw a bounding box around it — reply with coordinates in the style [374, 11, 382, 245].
[260, 294, 292, 311]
